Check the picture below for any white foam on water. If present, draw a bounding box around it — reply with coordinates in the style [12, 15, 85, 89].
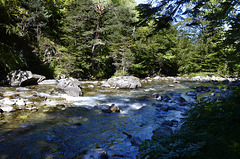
[130, 103, 147, 110]
[121, 102, 148, 114]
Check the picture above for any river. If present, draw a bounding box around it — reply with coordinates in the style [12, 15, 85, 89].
[0, 80, 226, 158]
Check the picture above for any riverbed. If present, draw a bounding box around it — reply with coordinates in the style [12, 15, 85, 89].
[0, 79, 233, 158]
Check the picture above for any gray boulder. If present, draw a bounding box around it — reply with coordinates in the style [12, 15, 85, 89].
[56, 78, 83, 97]
[104, 76, 142, 89]
[161, 105, 170, 111]
[131, 136, 143, 146]
[161, 120, 174, 126]
[7, 70, 46, 86]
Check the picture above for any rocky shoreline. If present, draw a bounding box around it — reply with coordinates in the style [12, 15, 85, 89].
[141, 75, 239, 83]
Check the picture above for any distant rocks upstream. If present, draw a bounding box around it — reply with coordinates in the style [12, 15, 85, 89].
[141, 75, 239, 84]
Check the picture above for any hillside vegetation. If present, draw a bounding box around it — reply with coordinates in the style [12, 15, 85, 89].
[0, 0, 239, 79]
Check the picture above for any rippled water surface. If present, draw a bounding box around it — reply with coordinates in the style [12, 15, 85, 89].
[0, 81, 218, 158]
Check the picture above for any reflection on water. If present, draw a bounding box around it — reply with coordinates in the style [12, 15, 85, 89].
[0, 81, 217, 158]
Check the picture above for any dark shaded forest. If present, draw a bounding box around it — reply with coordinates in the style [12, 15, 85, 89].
[0, 0, 239, 79]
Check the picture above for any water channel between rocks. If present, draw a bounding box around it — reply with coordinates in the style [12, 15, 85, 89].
[0, 80, 228, 159]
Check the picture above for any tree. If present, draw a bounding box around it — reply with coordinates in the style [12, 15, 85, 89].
[61, 0, 138, 79]
[0, 0, 54, 77]
[108, 0, 137, 76]
[129, 24, 186, 77]
[22, 0, 51, 42]
[136, 0, 239, 76]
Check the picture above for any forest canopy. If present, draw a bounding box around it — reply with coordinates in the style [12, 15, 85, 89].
[0, 0, 239, 79]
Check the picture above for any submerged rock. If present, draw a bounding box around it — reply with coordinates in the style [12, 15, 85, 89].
[161, 105, 170, 111]
[161, 120, 174, 126]
[122, 132, 143, 146]
[131, 136, 143, 146]
[76, 148, 108, 159]
[153, 127, 173, 136]
[195, 86, 210, 92]
[186, 91, 197, 96]
[173, 96, 187, 104]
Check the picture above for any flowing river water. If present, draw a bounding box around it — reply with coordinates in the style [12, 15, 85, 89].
[0, 80, 227, 158]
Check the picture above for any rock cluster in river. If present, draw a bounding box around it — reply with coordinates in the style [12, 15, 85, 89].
[185, 85, 234, 103]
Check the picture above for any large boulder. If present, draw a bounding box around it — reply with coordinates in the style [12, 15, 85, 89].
[104, 76, 142, 89]
[7, 70, 46, 86]
[56, 78, 83, 97]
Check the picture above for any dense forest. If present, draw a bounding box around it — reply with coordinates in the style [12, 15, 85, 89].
[0, 0, 239, 79]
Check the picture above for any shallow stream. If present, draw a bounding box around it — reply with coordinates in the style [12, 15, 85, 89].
[0, 80, 221, 158]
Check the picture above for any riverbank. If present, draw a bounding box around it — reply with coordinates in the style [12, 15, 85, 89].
[138, 82, 240, 159]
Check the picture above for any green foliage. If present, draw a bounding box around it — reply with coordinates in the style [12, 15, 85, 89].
[0, 43, 27, 73]
[22, 0, 51, 42]
[138, 88, 240, 159]
[129, 24, 195, 77]
[60, 0, 137, 79]
[0, 0, 239, 79]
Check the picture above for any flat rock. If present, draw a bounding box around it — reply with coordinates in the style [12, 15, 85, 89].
[38, 79, 58, 85]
